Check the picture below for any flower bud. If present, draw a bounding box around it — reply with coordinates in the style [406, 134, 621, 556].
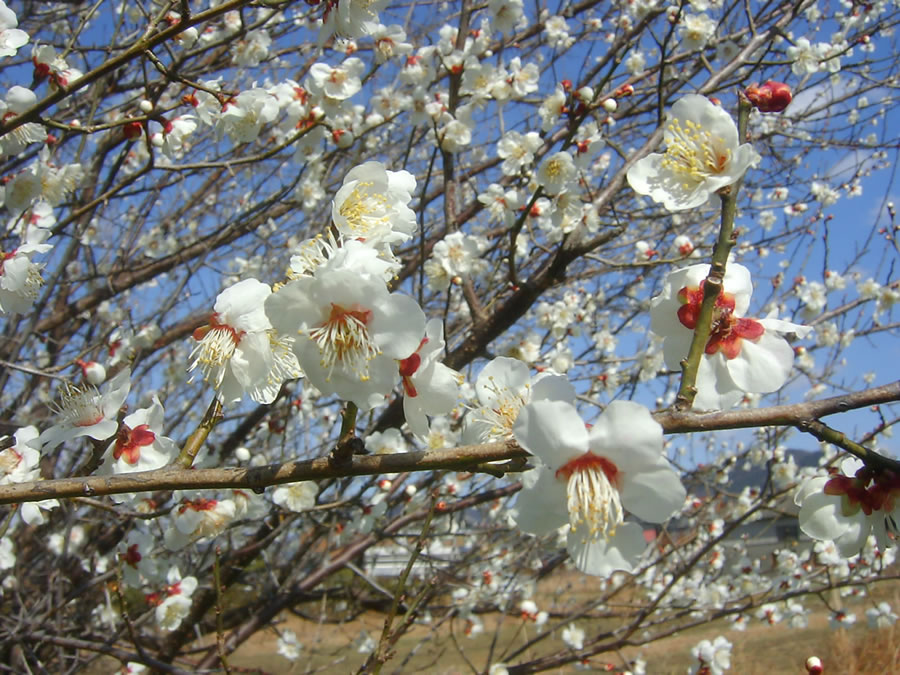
[602, 98, 617, 113]
[805, 656, 823, 675]
[745, 80, 792, 113]
[139, 99, 154, 113]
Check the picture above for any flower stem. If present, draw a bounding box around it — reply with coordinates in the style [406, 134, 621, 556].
[674, 95, 752, 411]
[176, 397, 223, 469]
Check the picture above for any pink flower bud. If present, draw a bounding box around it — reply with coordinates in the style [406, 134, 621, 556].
[745, 80, 792, 113]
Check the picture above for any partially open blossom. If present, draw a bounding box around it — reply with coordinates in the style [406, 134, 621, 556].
[627, 95, 760, 211]
[745, 80, 792, 113]
[399, 318, 461, 438]
[513, 400, 686, 575]
[650, 263, 810, 410]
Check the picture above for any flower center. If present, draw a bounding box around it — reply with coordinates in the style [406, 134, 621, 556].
[190, 314, 244, 387]
[113, 423, 156, 465]
[676, 283, 765, 359]
[338, 181, 390, 238]
[660, 118, 730, 187]
[120, 543, 142, 568]
[55, 383, 105, 427]
[308, 303, 378, 381]
[0, 448, 23, 475]
[556, 452, 623, 540]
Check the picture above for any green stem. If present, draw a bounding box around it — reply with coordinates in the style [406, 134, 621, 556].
[674, 96, 752, 411]
[175, 397, 223, 469]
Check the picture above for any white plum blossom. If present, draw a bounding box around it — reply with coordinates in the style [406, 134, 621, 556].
[0, 224, 51, 315]
[689, 636, 732, 675]
[308, 58, 365, 100]
[464, 356, 576, 443]
[649, 263, 810, 410]
[512, 400, 686, 575]
[794, 456, 890, 558]
[497, 130, 543, 175]
[266, 257, 426, 410]
[320, 0, 388, 42]
[189, 279, 301, 405]
[331, 161, 417, 249]
[425, 231, 487, 290]
[537, 151, 577, 195]
[371, 24, 413, 63]
[152, 567, 198, 631]
[272, 481, 318, 512]
[216, 89, 279, 144]
[678, 13, 716, 50]
[561, 623, 585, 650]
[39, 368, 131, 452]
[277, 629, 303, 661]
[399, 318, 461, 438]
[627, 95, 761, 211]
[99, 397, 178, 494]
[866, 602, 898, 628]
[488, 0, 527, 35]
[165, 496, 237, 550]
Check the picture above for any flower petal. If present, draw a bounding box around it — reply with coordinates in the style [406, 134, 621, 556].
[512, 400, 588, 471]
[566, 521, 647, 576]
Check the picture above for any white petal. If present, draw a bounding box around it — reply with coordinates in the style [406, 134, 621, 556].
[726, 331, 794, 394]
[475, 357, 530, 405]
[619, 460, 686, 523]
[512, 400, 588, 471]
[798, 492, 851, 541]
[531, 373, 576, 403]
[514, 468, 568, 536]
[587, 401, 663, 474]
[566, 521, 646, 576]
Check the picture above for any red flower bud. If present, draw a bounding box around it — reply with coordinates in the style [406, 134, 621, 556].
[123, 121, 143, 140]
[745, 80, 792, 113]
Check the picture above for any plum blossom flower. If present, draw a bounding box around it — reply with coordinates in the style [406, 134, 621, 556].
[512, 399, 686, 575]
[650, 263, 810, 410]
[308, 57, 365, 100]
[464, 356, 576, 444]
[399, 319, 462, 438]
[277, 629, 303, 661]
[266, 258, 425, 410]
[0, 224, 51, 315]
[38, 369, 131, 452]
[497, 130, 542, 175]
[189, 278, 301, 405]
[216, 89, 279, 144]
[320, 0, 388, 42]
[99, 397, 177, 500]
[795, 456, 900, 557]
[272, 481, 318, 512]
[488, 0, 527, 34]
[537, 151, 577, 195]
[627, 95, 760, 211]
[689, 636, 732, 675]
[150, 567, 198, 630]
[331, 161, 417, 249]
[164, 496, 237, 550]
